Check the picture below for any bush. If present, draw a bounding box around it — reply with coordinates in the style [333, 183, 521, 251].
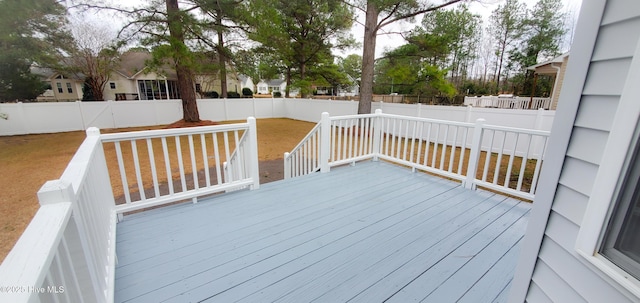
[203, 91, 219, 98]
[227, 91, 241, 98]
[242, 87, 253, 97]
[273, 91, 282, 98]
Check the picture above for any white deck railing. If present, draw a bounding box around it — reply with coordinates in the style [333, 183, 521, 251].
[101, 118, 259, 214]
[464, 96, 551, 110]
[285, 110, 550, 201]
[0, 118, 259, 302]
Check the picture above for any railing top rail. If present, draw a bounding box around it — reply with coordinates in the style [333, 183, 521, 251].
[483, 123, 551, 136]
[328, 113, 378, 121]
[100, 122, 250, 142]
[378, 112, 475, 128]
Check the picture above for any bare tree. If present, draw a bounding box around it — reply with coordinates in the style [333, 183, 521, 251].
[65, 19, 121, 101]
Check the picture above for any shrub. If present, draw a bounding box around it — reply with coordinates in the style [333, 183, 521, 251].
[227, 91, 241, 98]
[203, 91, 219, 98]
[273, 91, 282, 98]
[242, 87, 253, 97]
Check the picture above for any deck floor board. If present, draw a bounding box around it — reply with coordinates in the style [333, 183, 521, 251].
[114, 161, 530, 303]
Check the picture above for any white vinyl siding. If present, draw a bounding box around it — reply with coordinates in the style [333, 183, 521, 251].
[516, 0, 640, 301]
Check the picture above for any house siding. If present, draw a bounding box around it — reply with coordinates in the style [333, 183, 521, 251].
[515, 0, 640, 301]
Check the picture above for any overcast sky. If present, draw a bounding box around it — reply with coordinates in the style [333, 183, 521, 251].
[342, 0, 584, 58]
[80, 0, 583, 59]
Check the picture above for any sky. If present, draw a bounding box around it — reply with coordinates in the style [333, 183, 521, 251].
[78, 0, 583, 59]
[342, 0, 584, 59]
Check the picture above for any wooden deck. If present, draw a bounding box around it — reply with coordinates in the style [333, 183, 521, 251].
[114, 161, 531, 303]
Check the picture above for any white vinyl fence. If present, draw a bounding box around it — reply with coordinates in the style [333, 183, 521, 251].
[0, 98, 554, 136]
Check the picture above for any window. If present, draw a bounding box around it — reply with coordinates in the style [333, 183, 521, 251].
[66, 83, 73, 93]
[601, 133, 640, 280]
[195, 83, 201, 93]
[110, 82, 116, 89]
[56, 83, 63, 93]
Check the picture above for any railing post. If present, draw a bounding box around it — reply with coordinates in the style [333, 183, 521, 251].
[247, 117, 260, 190]
[320, 112, 331, 173]
[464, 118, 486, 190]
[284, 152, 291, 179]
[373, 109, 383, 161]
[39, 179, 104, 303]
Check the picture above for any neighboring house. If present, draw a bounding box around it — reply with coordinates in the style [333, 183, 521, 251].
[509, 1, 640, 302]
[238, 75, 255, 94]
[256, 79, 287, 96]
[36, 50, 244, 101]
[527, 52, 570, 110]
[31, 66, 83, 102]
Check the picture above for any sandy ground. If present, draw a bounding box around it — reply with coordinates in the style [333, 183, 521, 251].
[0, 118, 315, 262]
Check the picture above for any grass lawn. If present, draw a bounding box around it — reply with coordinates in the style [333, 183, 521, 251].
[0, 118, 316, 262]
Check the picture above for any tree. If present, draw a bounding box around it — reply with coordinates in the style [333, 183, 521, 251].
[488, 0, 525, 93]
[509, 0, 566, 95]
[64, 19, 122, 101]
[339, 54, 363, 86]
[0, 0, 72, 101]
[418, 5, 481, 89]
[248, 0, 354, 97]
[195, 0, 249, 98]
[355, 0, 466, 114]
[375, 43, 455, 97]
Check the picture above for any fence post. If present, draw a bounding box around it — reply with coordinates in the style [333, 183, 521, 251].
[465, 105, 473, 123]
[464, 118, 486, 190]
[372, 109, 383, 161]
[320, 112, 331, 173]
[247, 117, 260, 190]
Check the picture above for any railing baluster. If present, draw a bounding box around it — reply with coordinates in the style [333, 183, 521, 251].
[482, 130, 495, 182]
[146, 138, 160, 198]
[439, 125, 449, 171]
[114, 142, 131, 204]
[201, 134, 211, 187]
[130, 140, 146, 201]
[493, 131, 506, 185]
[188, 135, 199, 191]
[504, 133, 519, 188]
[448, 126, 458, 173]
[457, 127, 468, 175]
[212, 133, 222, 185]
[424, 123, 432, 167]
[223, 132, 231, 182]
[516, 134, 532, 191]
[529, 136, 547, 194]
[161, 137, 174, 195]
[175, 136, 187, 191]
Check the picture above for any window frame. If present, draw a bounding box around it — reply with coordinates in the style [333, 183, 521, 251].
[66, 83, 73, 93]
[576, 39, 640, 298]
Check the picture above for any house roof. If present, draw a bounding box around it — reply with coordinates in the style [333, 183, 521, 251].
[527, 52, 570, 75]
[267, 79, 285, 86]
[116, 51, 178, 79]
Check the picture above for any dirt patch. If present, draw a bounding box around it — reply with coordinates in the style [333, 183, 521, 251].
[164, 119, 219, 128]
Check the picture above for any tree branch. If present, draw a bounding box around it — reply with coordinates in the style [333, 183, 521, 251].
[379, 0, 467, 29]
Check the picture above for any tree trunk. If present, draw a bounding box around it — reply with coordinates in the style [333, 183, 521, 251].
[285, 67, 291, 98]
[166, 0, 200, 122]
[216, 8, 228, 98]
[358, 2, 378, 114]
